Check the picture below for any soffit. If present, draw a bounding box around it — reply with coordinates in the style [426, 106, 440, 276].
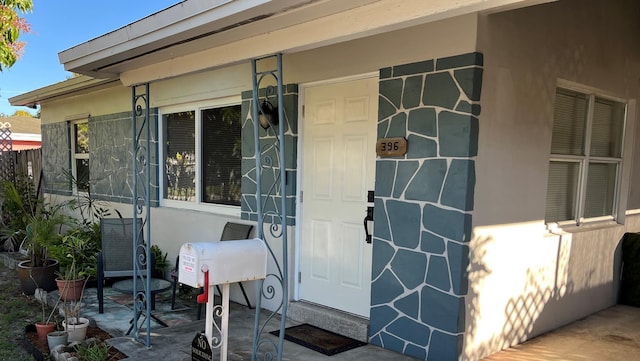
[61, 0, 554, 83]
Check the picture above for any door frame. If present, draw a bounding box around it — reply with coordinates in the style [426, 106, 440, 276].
[293, 72, 379, 302]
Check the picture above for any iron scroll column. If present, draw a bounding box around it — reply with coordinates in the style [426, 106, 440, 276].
[250, 53, 289, 361]
[131, 83, 153, 347]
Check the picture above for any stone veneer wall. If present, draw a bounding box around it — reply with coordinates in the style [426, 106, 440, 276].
[42, 122, 72, 195]
[240, 85, 298, 225]
[91, 110, 159, 206]
[41, 110, 159, 206]
[369, 53, 483, 360]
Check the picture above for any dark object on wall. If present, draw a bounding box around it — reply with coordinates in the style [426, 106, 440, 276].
[620, 232, 640, 307]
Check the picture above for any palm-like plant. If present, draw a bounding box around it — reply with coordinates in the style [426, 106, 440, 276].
[2, 181, 72, 267]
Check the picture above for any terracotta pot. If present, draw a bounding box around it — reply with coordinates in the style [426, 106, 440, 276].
[17, 260, 59, 295]
[35, 322, 56, 340]
[56, 278, 85, 301]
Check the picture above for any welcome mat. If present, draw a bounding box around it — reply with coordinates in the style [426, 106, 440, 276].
[270, 324, 366, 356]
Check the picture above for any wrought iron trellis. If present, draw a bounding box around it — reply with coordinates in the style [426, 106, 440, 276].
[131, 83, 153, 347]
[250, 53, 289, 361]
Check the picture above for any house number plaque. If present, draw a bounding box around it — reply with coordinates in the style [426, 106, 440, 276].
[376, 137, 408, 157]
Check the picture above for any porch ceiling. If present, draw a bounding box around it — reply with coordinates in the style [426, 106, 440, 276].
[60, 0, 555, 84]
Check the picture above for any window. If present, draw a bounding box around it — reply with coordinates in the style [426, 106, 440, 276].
[163, 102, 242, 209]
[72, 121, 89, 193]
[545, 86, 627, 224]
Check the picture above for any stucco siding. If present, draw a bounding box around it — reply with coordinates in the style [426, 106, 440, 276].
[466, 0, 640, 360]
[41, 85, 131, 123]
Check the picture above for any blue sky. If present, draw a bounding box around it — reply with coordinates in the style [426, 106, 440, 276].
[0, 0, 179, 116]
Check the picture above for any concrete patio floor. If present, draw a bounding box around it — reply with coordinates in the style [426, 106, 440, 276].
[2, 253, 638, 361]
[79, 286, 640, 361]
[72, 286, 419, 361]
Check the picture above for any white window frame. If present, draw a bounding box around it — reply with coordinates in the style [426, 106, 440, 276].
[70, 119, 89, 195]
[159, 96, 242, 217]
[546, 79, 636, 229]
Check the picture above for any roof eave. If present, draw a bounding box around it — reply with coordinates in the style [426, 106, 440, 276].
[8, 76, 120, 107]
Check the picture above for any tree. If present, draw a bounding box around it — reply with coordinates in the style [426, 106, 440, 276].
[0, 0, 33, 71]
[12, 109, 32, 117]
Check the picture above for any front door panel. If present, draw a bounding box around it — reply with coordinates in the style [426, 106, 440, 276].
[300, 77, 377, 317]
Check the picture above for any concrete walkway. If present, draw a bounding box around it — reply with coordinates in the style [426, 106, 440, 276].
[481, 305, 640, 361]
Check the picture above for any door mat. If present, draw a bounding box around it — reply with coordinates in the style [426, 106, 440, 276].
[270, 324, 366, 356]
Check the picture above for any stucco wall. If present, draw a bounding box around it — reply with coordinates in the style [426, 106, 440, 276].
[467, 0, 640, 359]
[41, 85, 131, 122]
[38, 12, 485, 357]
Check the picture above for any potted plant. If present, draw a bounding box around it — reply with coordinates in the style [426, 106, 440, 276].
[50, 230, 95, 342]
[2, 182, 73, 294]
[33, 288, 57, 340]
[33, 286, 70, 349]
[61, 298, 90, 342]
[0, 175, 36, 252]
[50, 230, 97, 301]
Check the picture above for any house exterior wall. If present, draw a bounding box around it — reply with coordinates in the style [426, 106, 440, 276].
[40, 4, 640, 359]
[466, 0, 640, 360]
[369, 53, 482, 360]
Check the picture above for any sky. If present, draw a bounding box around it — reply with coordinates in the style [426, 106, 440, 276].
[0, 0, 180, 116]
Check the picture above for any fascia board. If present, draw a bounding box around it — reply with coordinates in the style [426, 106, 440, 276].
[58, 0, 315, 76]
[9, 76, 120, 107]
[120, 0, 544, 85]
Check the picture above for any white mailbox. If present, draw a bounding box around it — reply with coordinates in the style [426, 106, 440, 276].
[178, 238, 268, 288]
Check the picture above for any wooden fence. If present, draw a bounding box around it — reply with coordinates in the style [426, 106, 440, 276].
[0, 148, 42, 195]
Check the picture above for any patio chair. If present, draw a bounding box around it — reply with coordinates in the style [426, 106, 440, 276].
[97, 217, 145, 314]
[171, 222, 254, 317]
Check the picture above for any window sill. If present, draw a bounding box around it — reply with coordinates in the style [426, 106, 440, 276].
[160, 199, 241, 217]
[546, 218, 621, 235]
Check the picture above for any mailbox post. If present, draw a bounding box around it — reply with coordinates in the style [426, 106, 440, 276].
[179, 238, 267, 361]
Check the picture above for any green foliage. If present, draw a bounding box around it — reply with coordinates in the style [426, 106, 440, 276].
[0, 0, 33, 71]
[74, 342, 111, 361]
[0, 262, 41, 361]
[49, 230, 98, 281]
[1, 180, 73, 267]
[151, 244, 169, 278]
[1, 174, 38, 251]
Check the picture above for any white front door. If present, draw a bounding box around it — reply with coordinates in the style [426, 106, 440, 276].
[300, 76, 377, 317]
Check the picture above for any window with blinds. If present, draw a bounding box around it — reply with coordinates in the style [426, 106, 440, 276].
[545, 87, 626, 224]
[72, 121, 90, 193]
[163, 104, 242, 207]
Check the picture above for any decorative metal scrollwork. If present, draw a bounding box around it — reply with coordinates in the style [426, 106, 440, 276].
[250, 54, 289, 361]
[210, 304, 225, 349]
[131, 83, 153, 347]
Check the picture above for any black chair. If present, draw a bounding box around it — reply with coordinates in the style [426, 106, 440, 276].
[171, 222, 254, 317]
[97, 218, 144, 314]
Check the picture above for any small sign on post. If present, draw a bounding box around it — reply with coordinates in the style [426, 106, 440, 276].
[192, 333, 213, 361]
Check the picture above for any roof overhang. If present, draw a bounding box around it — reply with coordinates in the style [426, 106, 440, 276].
[9, 76, 119, 107]
[60, 0, 555, 84]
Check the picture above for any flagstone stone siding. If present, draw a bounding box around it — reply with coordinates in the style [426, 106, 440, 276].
[42, 110, 160, 206]
[369, 52, 482, 361]
[240, 85, 299, 226]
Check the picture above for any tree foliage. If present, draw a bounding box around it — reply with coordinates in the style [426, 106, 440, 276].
[0, 0, 32, 71]
[11, 109, 31, 117]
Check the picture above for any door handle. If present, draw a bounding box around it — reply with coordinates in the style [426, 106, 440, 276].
[363, 206, 373, 244]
